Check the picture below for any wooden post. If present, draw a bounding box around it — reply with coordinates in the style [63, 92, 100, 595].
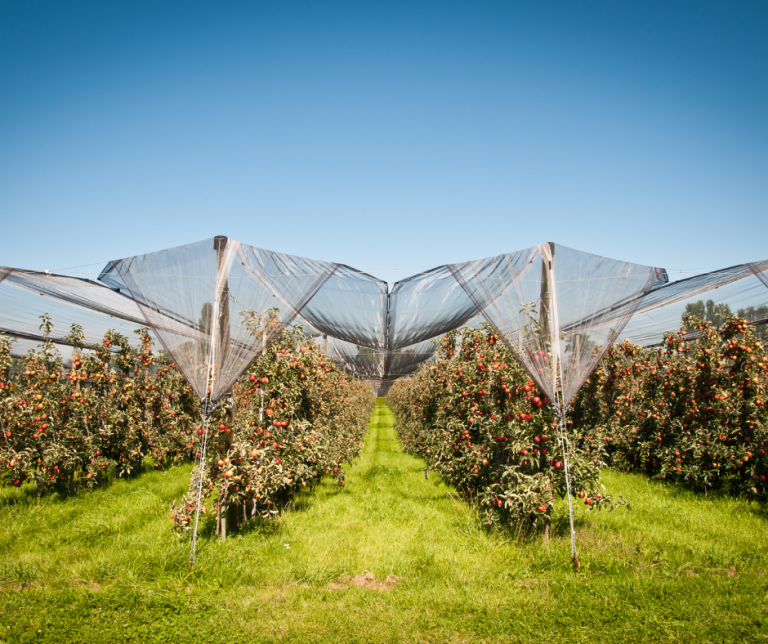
[323, 334, 328, 356]
[213, 237, 236, 539]
[540, 243, 555, 346]
[575, 334, 581, 383]
[213, 236, 231, 374]
[540, 243, 556, 545]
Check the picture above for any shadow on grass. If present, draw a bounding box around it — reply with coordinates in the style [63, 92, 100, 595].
[0, 461, 191, 508]
[607, 468, 768, 523]
[360, 464, 404, 481]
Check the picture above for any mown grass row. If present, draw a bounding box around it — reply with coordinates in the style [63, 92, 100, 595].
[0, 400, 766, 643]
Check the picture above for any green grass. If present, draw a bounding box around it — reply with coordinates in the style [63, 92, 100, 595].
[1, 399, 767, 643]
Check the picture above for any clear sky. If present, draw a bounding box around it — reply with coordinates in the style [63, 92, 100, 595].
[1, 1, 766, 284]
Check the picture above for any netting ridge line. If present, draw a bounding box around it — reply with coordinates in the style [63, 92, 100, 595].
[747, 262, 768, 291]
[0, 327, 119, 349]
[326, 262, 389, 286]
[389, 265, 452, 289]
[12, 266, 113, 286]
[444, 263, 532, 387]
[0, 267, 14, 285]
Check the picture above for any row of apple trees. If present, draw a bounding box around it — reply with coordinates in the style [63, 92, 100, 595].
[388, 325, 617, 533]
[170, 324, 375, 536]
[0, 317, 201, 495]
[1, 316, 375, 520]
[570, 314, 768, 495]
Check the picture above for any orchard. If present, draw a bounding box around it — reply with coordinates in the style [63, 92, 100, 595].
[3, 309, 767, 543]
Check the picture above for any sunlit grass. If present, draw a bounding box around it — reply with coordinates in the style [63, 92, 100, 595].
[1, 399, 766, 643]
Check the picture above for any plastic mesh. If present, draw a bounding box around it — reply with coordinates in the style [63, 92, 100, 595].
[299, 266, 387, 350]
[1, 238, 766, 399]
[388, 266, 478, 350]
[0, 267, 153, 357]
[100, 238, 337, 402]
[619, 260, 768, 347]
[448, 244, 665, 405]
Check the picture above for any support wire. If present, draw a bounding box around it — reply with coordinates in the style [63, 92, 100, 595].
[554, 401, 578, 571]
[189, 287, 221, 566]
[189, 411, 211, 566]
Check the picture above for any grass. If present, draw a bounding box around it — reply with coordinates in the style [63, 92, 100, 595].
[1, 399, 767, 643]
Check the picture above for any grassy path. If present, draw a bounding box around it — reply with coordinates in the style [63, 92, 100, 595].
[1, 400, 767, 643]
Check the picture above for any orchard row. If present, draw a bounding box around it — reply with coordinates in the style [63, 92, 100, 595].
[0, 317, 375, 535]
[171, 325, 374, 536]
[388, 326, 615, 534]
[0, 319, 200, 494]
[389, 315, 768, 536]
[572, 315, 768, 494]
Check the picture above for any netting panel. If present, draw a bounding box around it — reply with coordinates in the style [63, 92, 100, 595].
[101, 238, 339, 402]
[449, 244, 664, 405]
[0, 268, 152, 353]
[550, 245, 665, 403]
[619, 265, 768, 347]
[388, 267, 478, 350]
[298, 266, 388, 349]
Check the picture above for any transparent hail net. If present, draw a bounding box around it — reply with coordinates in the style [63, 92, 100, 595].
[0, 266, 156, 360]
[2, 242, 766, 390]
[447, 243, 665, 406]
[99, 237, 340, 404]
[618, 260, 768, 348]
[388, 266, 478, 349]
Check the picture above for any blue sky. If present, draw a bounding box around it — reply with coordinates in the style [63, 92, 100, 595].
[1, 1, 766, 284]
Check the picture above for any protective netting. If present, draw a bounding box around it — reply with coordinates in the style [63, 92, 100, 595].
[618, 260, 768, 347]
[447, 243, 666, 406]
[0, 266, 153, 360]
[1, 237, 766, 403]
[99, 238, 337, 402]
